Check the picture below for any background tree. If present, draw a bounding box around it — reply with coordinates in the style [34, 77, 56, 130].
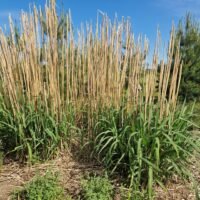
[176, 13, 200, 101]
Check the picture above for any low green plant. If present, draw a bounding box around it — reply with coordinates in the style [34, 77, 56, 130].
[12, 171, 65, 200]
[94, 104, 200, 199]
[81, 175, 114, 200]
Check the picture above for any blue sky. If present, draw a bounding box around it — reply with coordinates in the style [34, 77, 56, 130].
[0, 0, 199, 48]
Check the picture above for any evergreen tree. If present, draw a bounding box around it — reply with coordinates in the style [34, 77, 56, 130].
[176, 13, 200, 101]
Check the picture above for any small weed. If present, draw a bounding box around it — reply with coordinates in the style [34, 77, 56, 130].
[12, 171, 65, 200]
[81, 175, 114, 200]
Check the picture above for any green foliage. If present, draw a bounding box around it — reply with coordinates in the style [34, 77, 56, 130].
[176, 13, 200, 101]
[12, 171, 65, 200]
[0, 100, 76, 162]
[81, 175, 114, 200]
[94, 105, 200, 199]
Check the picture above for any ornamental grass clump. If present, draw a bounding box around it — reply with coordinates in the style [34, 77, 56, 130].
[0, 0, 194, 173]
[0, 0, 182, 124]
[0, 0, 199, 199]
[94, 104, 200, 198]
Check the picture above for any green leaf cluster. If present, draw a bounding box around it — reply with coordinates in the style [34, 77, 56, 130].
[12, 171, 65, 200]
[81, 175, 113, 200]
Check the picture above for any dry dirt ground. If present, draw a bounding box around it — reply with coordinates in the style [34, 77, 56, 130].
[0, 152, 199, 200]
